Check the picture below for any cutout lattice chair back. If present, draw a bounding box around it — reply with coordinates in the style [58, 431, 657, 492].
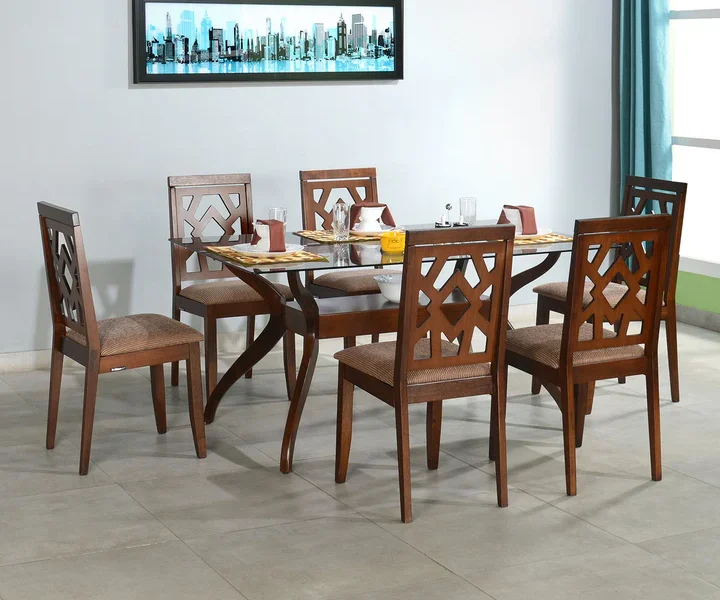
[621, 176, 687, 299]
[564, 214, 672, 357]
[168, 174, 254, 284]
[395, 226, 515, 380]
[38, 202, 99, 348]
[300, 168, 379, 230]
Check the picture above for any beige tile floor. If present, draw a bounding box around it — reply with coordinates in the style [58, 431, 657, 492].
[1, 312, 720, 599]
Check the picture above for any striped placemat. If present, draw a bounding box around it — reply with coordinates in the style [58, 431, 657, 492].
[206, 246, 329, 267]
[515, 233, 573, 246]
[295, 230, 380, 244]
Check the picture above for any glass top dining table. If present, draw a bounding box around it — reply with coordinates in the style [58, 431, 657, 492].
[169, 223, 574, 474]
[170, 222, 574, 275]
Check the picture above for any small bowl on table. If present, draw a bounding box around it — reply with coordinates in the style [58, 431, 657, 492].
[374, 273, 403, 303]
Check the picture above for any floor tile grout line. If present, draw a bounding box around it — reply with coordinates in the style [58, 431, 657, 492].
[644, 549, 720, 591]
[177, 539, 251, 600]
[0, 539, 180, 571]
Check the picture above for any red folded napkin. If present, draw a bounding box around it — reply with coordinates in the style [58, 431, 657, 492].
[498, 205, 538, 235]
[251, 220, 286, 252]
[349, 203, 397, 229]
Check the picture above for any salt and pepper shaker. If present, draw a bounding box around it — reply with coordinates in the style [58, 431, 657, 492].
[435, 204, 454, 228]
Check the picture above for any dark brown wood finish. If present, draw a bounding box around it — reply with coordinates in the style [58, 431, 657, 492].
[168, 174, 295, 400]
[190, 236, 570, 480]
[533, 177, 687, 401]
[334, 226, 515, 522]
[510, 214, 672, 496]
[38, 202, 206, 475]
[299, 168, 391, 345]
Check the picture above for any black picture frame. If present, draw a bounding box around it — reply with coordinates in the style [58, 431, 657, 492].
[132, 0, 404, 84]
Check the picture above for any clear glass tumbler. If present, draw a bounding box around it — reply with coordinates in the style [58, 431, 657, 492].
[459, 197, 478, 225]
[332, 202, 350, 241]
[269, 207, 287, 223]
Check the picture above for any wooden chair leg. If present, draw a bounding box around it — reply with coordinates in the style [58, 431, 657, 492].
[46, 345, 64, 450]
[426, 401, 442, 470]
[170, 304, 181, 387]
[395, 394, 413, 523]
[615, 320, 627, 384]
[574, 383, 589, 448]
[647, 363, 662, 481]
[150, 364, 167, 434]
[665, 312, 680, 403]
[283, 331, 296, 402]
[204, 316, 218, 403]
[489, 388, 498, 462]
[79, 355, 100, 476]
[245, 316, 256, 379]
[585, 381, 596, 415]
[532, 296, 551, 394]
[187, 343, 207, 459]
[371, 334, 380, 343]
[561, 379, 577, 496]
[335, 365, 354, 483]
[493, 364, 509, 507]
[343, 337, 356, 349]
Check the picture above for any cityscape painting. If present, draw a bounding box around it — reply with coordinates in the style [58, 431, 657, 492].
[133, 0, 403, 83]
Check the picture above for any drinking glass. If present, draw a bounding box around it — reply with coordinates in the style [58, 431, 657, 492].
[332, 202, 351, 241]
[459, 197, 478, 225]
[269, 207, 287, 223]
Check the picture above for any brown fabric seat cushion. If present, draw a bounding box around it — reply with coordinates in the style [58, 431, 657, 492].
[506, 323, 644, 370]
[335, 339, 491, 386]
[314, 269, 402, 294]
[67, 314, 204, 357]
[533, 281, 653, 308]
[180, 280, 292, 305]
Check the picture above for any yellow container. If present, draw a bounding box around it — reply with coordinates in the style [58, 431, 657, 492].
[381, 229, 406, 254]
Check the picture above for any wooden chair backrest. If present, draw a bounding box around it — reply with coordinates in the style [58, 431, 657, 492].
[395, 225, 515, 385]
[563, 214, 672, 367]
[168, 174, 254, 289]
[621, 176, 687, 302]
[38, 202, 99, 350]
[300, 168, 380, 231]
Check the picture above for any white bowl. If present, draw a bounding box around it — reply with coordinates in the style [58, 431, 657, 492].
[374, 273, 403, 303]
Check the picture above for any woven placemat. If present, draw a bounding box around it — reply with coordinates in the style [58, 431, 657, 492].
[515, 233, 573, 246]
[295, 230, 380, 244]
[206, 246, 328, 267]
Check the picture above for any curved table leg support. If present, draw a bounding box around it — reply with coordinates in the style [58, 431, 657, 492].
[205, 315, 285, 423]
[510, 252, 561, 297]
[203, 263, 287, 425]
[280, 271, 321, 473]
[280, 332, 319, 473]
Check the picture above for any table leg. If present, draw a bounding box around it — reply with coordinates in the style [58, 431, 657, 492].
[203, 265, 287, 425]
[280, 271, 320, 473]
[510, 252, 561, 297]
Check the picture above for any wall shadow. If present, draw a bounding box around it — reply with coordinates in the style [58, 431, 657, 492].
[34, 260, 135, 351]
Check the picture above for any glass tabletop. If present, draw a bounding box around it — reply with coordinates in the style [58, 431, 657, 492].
[169, 223, 575, 275]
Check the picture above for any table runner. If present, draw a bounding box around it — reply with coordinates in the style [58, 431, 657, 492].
[295, 230, 381, 244]
[206, 246, 329, 267]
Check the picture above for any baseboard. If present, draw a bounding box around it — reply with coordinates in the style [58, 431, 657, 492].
[676, 305, 720, 333]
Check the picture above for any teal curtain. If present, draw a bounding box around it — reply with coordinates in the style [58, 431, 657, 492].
[619, 0, 673, 200]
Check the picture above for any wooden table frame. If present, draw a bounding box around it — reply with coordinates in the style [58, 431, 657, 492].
[199, 246, 564, 474]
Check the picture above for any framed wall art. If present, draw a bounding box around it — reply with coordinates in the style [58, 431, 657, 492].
[133, 0, 404, 83]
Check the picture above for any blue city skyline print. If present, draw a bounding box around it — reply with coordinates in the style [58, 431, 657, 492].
[144, 3, 397, 77]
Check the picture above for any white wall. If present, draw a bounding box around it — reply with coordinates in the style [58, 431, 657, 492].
[1, 0, 613, 354]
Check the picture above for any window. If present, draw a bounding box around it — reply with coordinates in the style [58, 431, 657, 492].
[669, 3, 720, 264]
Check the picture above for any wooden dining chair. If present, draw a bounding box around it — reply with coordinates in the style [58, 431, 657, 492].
[38, 202, 207, 475]
[168, 174, 295, 400]
[300, 168, 401, 296]
[507, 214, 672, 496]
[333, 225, 516, 523]
[533, 176, 687, 402]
